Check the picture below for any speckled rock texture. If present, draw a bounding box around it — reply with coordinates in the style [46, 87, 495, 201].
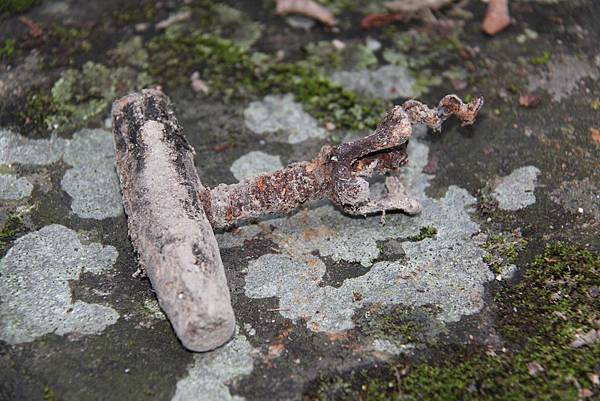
[1, 1, 599, 400]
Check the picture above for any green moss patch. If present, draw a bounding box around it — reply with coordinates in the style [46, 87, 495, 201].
[146, 32, 385, 130]
[306, 242, 600, 400]
[20, 62, 152, 134]
[0, 213, 24, 252]
[0, 0, 40, 16]
[409, 226, 438, 242]
[0, 39, 18, 60]
[482, 229, 527, 276]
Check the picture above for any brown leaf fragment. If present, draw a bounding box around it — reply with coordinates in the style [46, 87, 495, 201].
[482, 0, 511, 36]
[519, 93, 541, 108]
[579, 389, 593, 398]
[275, 0, 337, 27]
[591, 128, 600, 145]
[384, 0, 452, 13]
[19, 16, 43, 38]
[361, 12, 408, 29]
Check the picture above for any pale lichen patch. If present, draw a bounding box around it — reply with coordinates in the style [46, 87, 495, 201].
[0, 174, 33, 200]
[230, 151, 283, 182]
[492, 166, 541, 211]
[528, 54, 598, 102]
[0, 127, 122, 219]
[0, 224, 119, 344]
[61, 128, 123, 219]
[330, 65, 416, 100]
[171, 333, 254, 401]
[244, 94, 328, 144]
[0, 128, 66, 165]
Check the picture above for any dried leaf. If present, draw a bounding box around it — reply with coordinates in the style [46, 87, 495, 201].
[361, 12, 407, 29]
[482, 0, 511, 36]
[591, 128, 600, 145]
[275, 0, 337, 27]
[519, 94, 541, 108]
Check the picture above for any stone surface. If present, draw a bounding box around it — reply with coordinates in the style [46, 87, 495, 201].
[528, 54, 598, 102]
[243, 135, 494, 333]
[1, 1, 599, 400]
[551, 178, 600, 220]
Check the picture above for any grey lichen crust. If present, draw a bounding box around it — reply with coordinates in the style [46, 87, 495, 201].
[492, 166, 541, 211]
[172, 333, 254, 401]
[0, 128, 66, 165]
[0, 127, 122, 219]
[0, 224, 119, 344]
[242, 134, 495, 333]
[230, 151, 283, 182]
[331, 65, 416, 99]
[61, 129, 123, 219]
[528, 54, 598, 102]
[244, 94, 328, 144]
[0, 174, 33, 200]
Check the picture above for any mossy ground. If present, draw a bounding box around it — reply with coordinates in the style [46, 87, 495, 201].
[146, 31, 385, 130]
[306, 243, 600, 400]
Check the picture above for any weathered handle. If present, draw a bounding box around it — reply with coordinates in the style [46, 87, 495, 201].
[112, 89, 235, 352]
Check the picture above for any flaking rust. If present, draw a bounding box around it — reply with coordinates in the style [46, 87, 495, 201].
[112, 88, 483, 351]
